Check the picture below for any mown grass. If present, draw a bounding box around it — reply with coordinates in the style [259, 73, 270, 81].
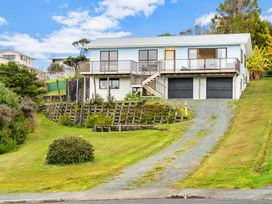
[176, 78, 272, 189]
[0, 115, 192, 194]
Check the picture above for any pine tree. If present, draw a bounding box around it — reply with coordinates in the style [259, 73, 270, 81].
[211, 0, 272, 47]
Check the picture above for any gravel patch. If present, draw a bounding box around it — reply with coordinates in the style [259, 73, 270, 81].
[89, 100, 234, 192]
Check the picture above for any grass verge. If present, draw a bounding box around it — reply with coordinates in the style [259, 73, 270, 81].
[176, 78, 272, 189]
[0, 115, 191, 193]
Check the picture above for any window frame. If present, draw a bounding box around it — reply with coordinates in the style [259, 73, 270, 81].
[240, 49, 244, 65]
[2, 54, 16, 60]
[188, 48, 198, 59]
[100, 50, 118, 71]
[99, 78, 120, 89]
[216, 48, 227, 59]
[138, 49, 158, 62]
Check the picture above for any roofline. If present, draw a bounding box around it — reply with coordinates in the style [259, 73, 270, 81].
[0, 49, 35, 59]
[85, 33, 253, 56]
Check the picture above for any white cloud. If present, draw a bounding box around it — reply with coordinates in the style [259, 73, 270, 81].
[97, 0, 164, 19]
[195, 12, 216, 27]
[261, 8, 272, 23]
[266, 8, 272, 14]
[0, 0, 166, 59]
[0, 17, 7, 25]
[261, 15, 272, 23]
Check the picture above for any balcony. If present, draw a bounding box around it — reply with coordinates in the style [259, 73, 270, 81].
[80, 60, 137, 75]
[159, 58, 240, 74]
[80, 58, 240, 75]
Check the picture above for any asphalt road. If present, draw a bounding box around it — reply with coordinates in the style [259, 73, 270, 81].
[37, 199, 272, 204]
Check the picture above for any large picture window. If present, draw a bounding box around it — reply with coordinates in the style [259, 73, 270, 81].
[2, 54, 16, 60]
[100, 51, 118, 71]
[99, 78, 119, 89]
[139, 49, 158, 71]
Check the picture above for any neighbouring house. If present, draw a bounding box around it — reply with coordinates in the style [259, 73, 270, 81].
[48, 57, 75, 80]
[79, 33, 252, 101]
[0, 49, 47, 80]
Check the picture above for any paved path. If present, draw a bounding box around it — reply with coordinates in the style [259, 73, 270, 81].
[88, 100, 233, 192]
[29, 199, 272, 204]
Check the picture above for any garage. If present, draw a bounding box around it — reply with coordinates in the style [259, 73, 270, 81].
[168, 78, 193, 98]
[207, 77, 233, 99]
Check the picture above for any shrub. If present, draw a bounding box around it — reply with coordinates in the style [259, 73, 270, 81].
[0, 62, 46, 102]
[0, 84, 34, 154]
[94, 94, 104, 104]
[85, 115, 96, 128]
[85, 114, 112, 128]
[125, 91, 141, 101]
[59, 115, 72, 126]
[46, 136, 94, 165]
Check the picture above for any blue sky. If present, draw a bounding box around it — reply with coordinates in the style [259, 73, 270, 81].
[0, 0, 271, 70]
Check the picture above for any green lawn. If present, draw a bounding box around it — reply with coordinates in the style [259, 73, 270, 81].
[0, 115, 191, 194]
[176, 78, 272, 189]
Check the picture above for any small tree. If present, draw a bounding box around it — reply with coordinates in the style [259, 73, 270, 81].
[0, 62, 46, 102]
[63, 55, 88, 77]
[47, 63, 64, 74]
[247, 46, 271, 80]
[158, 33, 176, 36]
[64, 38, 90, 77]
[72, 38, 90, 56]
[179, 29, 193, 36]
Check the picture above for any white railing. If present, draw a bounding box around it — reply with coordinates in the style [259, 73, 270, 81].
[85, 58, 240, 74]
[88, 60, 137, 74]
[159, 58, 240, 72]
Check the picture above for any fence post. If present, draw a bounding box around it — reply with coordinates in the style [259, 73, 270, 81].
[184, 102, 188, 118]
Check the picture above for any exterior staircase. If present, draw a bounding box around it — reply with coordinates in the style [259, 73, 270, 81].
[142, 72, 161, 86]
[141, 71, 164, 98]
[143, 84, 162, 97]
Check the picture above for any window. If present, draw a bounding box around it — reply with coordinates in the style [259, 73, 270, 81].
[2, 54, 15, 60]
[241, 49, 244, 65]
[100, 51, 118, 71]
[217, 48, 227, 59]
[188, 49, 198, 59]
[139, 49, 158, 71]
[99, 78, 119, 89]
[244, 54, 247, 67]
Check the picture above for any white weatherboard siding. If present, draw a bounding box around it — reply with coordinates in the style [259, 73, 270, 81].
[82, 34, 253, 101]
[89, 77, 131, 100]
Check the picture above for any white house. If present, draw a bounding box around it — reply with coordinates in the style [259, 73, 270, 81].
[80, 33, 252, 101]
[0, 49, 47, 80]
[48, 57, 75, 80]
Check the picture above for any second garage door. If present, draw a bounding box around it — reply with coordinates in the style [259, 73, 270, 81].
[168, 78, 193, 98]
[207, 77, 233, 99]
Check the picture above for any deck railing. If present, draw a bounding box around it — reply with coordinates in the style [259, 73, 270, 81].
[87, 60, 137, 74]
[159, 58, 240, 73]
[83, 58, 240, 74]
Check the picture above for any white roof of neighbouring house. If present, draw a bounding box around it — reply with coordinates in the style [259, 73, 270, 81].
[86, 33, 253, 55]
[0, 49, 35, 59]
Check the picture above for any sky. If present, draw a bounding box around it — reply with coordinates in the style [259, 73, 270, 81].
[0, 0, 271, 71]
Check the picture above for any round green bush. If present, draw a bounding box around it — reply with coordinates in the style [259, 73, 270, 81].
[46, 136, 94, 165]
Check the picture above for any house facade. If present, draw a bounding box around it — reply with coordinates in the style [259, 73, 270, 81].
[80, 34, 252, 101]
[48, 57, 75, 80]
[0, 49, 47, 80]
[0, 49, 34, 67]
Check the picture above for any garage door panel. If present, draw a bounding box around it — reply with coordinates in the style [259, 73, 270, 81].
[207, 78, 233, 99]
[168, 78, 193, 98]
